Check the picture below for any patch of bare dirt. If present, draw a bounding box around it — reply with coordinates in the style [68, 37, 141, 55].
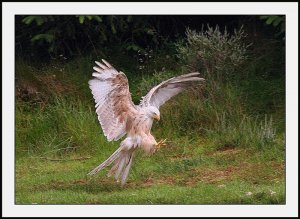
[185, 166, 236, 186]
[34, 160, 284, 191]
[205, 147, 249, 157]
[16, 79, 47, 105]
[16, 74, 76, 106]
[35, 74, 75, 95]
[185, 161, 285, 187]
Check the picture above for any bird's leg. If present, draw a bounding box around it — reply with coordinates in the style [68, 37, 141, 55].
[155, 138, 167, 150]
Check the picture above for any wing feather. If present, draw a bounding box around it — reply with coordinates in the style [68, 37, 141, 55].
[140, 72, 204, 108]
[89, 60, 137, 141]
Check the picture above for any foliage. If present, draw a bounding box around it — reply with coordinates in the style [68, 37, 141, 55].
[259, 15, 285, 39]
[172, 26, 282, 149]
[16, 15, 191, 59]
[76, 15, 102, 24]
[176, 25, 250, 81]
[260, 15, 284, 27]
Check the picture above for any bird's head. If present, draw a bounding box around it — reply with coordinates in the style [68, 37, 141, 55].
[145, 106, 160, 121]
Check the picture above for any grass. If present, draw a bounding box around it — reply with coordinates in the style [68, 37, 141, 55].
[15, 44, 285, 205]
[15, 99, 285, 204]
[16, 142, 285, 204]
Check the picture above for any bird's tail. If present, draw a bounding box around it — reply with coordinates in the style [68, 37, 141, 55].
[107, 150, 134, 186]
[87, 145, 134, 186]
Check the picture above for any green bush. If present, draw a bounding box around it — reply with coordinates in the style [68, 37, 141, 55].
[176, 26, 250, 81]
[152, 25, 280, 149]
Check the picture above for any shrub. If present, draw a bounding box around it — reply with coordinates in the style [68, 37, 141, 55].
[160, 25, 279, 149]
[176, 25, 250, 81]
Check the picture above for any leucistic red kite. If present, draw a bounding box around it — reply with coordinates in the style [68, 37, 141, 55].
[88, 59, 204, 185]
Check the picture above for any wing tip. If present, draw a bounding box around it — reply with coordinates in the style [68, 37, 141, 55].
[101, 59, 112, 68]
[182, 72, 205, 81]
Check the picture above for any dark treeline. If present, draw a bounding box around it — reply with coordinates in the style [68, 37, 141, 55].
[15, 15, 284, 62]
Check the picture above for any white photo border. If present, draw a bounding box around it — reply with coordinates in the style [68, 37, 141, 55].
[2, 2, 298, 217]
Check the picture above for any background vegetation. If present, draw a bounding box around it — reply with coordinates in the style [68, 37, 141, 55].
[15, 15, 285, 204]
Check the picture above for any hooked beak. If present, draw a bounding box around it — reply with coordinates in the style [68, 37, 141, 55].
[153, 115, 160, 121]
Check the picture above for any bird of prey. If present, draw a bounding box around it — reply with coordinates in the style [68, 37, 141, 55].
[87, 59, 204, 185]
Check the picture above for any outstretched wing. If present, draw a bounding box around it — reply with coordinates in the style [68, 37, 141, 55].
[89, 59, 138, 142]
[140, 72, 204, 108]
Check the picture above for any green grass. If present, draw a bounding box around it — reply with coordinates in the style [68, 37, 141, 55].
[16, 142, 285, 204]
[15, 99, 285, 204]
[15, 53, 285, 204]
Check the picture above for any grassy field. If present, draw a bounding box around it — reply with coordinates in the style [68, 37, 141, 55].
[16, 123, 285, 205]
[16, 145, 285, 204]
[15, 51, 285, 204]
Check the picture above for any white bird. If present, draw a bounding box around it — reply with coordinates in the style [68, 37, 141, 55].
[88, 59, 205, 185]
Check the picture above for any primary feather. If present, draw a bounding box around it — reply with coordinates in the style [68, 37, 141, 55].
[139, 72, 204, 108]
[88, 60, 137, 141]
[88, 59, 204, 185]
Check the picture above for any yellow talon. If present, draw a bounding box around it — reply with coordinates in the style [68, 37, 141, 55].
[155, 138, 167, 150]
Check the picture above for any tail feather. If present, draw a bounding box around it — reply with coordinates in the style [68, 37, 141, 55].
[87, 146, 123, 176]
[107, 151, 134, 185]
[121, 153, 134, 185]
[107, 161, 119, 177]
[88, 145, 134, 186]
[115, 155, 126, 180]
